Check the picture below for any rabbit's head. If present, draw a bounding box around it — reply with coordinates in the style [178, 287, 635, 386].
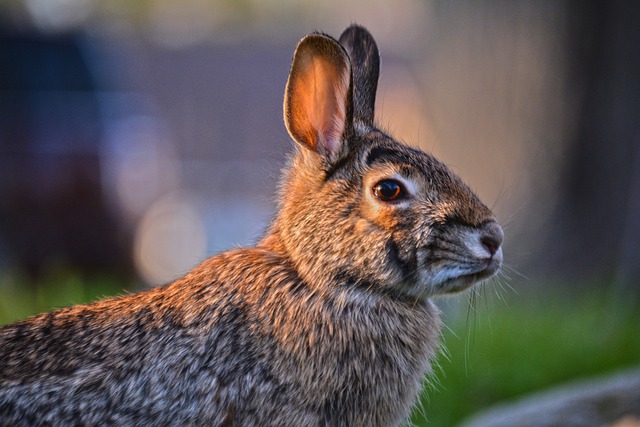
[266, 25, 503, 299]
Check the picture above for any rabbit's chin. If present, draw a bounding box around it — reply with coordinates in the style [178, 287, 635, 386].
[416, 250, 503, 297]
[438, 270, 495, 295]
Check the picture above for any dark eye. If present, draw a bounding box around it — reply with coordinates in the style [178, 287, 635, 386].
[373, 180, 403, 202]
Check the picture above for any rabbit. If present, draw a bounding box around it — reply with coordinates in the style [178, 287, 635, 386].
[0, 25, 503, 427]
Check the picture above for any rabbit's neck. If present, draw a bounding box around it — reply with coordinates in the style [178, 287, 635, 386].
[258, 152, 336, 289]
[258, 229, 288, 258]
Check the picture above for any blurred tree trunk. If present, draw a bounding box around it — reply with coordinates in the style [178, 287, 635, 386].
[549, 0, 640, 296]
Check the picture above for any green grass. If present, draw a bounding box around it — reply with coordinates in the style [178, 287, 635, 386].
[0, 270, 136, 325]
[1, 275, 638, 426]
[412, 287, 640, 426]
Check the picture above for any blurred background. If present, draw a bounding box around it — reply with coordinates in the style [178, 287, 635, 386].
[0, 0, 638, 425]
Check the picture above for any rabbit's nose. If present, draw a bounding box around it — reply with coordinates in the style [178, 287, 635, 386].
[479, 221, 504, 257]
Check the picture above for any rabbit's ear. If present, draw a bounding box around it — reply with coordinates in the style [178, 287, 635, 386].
[339, 25, 379, 126]
[284, 34, 353, 164]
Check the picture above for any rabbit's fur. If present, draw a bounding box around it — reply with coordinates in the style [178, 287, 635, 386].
[0, 25, 503, 426]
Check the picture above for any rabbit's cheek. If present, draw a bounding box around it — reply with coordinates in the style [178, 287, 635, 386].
[359, 201, 401, 233]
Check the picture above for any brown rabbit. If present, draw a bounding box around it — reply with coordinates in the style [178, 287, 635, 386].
[0, 25, 503, 426]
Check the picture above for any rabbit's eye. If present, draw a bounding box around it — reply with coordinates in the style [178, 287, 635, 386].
[373, 180, 403, 202]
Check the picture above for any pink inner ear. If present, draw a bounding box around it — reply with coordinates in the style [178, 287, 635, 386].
[289, 53, 349, 160]
[308, 57, 349, 157]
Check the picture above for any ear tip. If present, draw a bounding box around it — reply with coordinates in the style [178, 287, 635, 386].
[340, 24, 369, 36]
[338, 24, 380, 71]
[296, 33, 348, 57]
[339, 24, 376, 47]
[291, 33, 351, 79]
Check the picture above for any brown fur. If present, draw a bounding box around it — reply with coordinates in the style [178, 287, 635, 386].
[0, 25, 503, 426]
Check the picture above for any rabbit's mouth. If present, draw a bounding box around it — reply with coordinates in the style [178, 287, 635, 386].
[447, 250, 502, 293]
[416, 245, 503, 296]
[438, 259, 502, 294]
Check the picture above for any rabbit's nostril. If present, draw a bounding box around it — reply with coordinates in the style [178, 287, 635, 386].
[481, 235, 500, 256]
[479, 222, 504, 257]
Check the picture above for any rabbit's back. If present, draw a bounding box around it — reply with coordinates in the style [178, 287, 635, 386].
[0, 249, 288, 425]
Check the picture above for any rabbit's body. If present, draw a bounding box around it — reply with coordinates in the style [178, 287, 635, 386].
[0, 25, 503, 426]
